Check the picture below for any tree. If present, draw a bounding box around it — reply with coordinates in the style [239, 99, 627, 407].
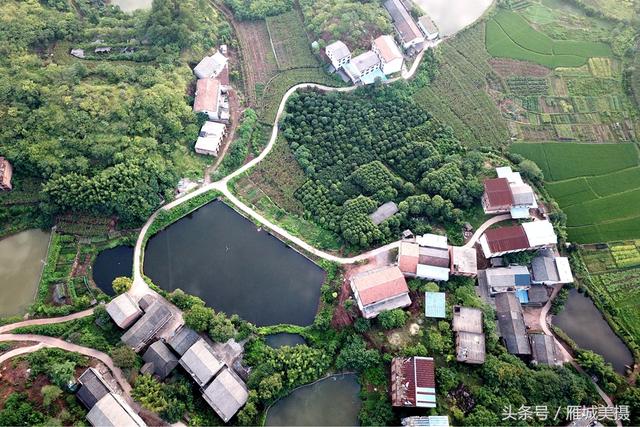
[112, 277, 132, 294]
[0, 393, 45, 426]
[519, 159, 544, 183]
[377, 309, 407, 330]
[41, 385, 63, 408]
[132, 374, 168, 413]
[617, 387, 640, 426]
[208, 312, 236, 342]
[110, 346, 137, 369]
[258, 373, 283, 401]
[183, 305, 215, 332]
[336, 335, 381, 372]
[236, 391, 259, 426]
[50, 361, 75, 388]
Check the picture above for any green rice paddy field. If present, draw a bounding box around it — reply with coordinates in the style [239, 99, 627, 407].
[511, 142, 640, 243]
[486, 10, 612, 68]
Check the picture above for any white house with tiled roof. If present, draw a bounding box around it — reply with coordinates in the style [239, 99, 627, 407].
[372, 35, 404, 75]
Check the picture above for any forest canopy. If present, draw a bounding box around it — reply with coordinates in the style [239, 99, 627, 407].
[0, 0, 229, 227]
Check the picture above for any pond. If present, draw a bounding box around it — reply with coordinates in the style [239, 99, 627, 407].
[144, 201, 326, 326]
[553, 288, 633, 374]
[265, 374, 361, 426]
[109, 0, 152, 13]
[0, 230, 50, 317]
[92, 246, 134, 297]
[412, 0, 494, 37]
[265, 333, 306, 349]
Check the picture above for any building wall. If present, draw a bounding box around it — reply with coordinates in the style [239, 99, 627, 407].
[381, 57, 403, 75]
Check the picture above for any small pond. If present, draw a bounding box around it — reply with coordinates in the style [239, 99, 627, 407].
[92, 246, 134, 296]
[412, 0, 494, 37]
[265, 373, 361, 426]
[553, 288, 633, 374]
[109, 0, 152, 13]
[265, 333, 306, 349]
[0, 229, 50, 317]
[144, 201, 325, 326]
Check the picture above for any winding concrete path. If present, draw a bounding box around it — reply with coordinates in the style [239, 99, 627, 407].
[463, 213, 511, 248]
[0, 333, 132, 398]
[0, 307, 95, 334]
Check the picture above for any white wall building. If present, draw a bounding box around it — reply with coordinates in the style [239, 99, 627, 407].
[195, 121, 226, 156]
[193, 51, 228, 79]
[325, 40, 351, 70]
[372, 35, 404, 75]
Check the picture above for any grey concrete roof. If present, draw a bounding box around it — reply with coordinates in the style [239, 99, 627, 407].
[370, 201, 398, 225]
[452, 306, 483, 334]
[77, 368, 111, 409]
[106, 293, 142, 329]
[121, 301, 172, 351]
[418, 15, 438, 35]
[384, 0, 423, 42]
[137, 294, 157, 311]
[352, 51, 381, 73]
[495, 292, 531, 355]
[530, 333, 558, 366]
[326, 41, 351, 60]
[456, 331, 485, 364]
[179, 339, 224, 387]
[142, 341, 178, 379]
[531, 256, 559, 283]
[527, 285, 549, 305]
[167, 326, 200, 356]
[86, 393, 146, 427]
[202, 367, 248, 422]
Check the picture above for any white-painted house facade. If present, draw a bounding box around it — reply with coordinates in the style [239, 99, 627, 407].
[325, 40, 351, 70]
[372, 35, 404, 75]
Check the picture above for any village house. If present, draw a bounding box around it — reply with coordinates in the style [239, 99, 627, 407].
[106, 293, 143, 329]
[529, 333, 560, 366]
[477, 265, 531, 296]
[372, 35, 404, 75]
[417, 15, 439, 41]
[194, 51, 228, 79]
[202, 367, 249, 423]
[76, 368, 145, 427]
[526, 284, 550, 307]
[141, 340, 179, 380]
[531, 249, 574, 285]
[482, 167, 537, 219]
[0, 157, 13, 191]
[193, 78, 229, 122]
[450, 246, 478, 277]
[384, 0, 425, 50]
[495, 292, 531, 356]
[369, 201, 398, 225]
[166, 325, 200, 356]
[343, 50, 385, 85]
[402, 416, 450, 427]
[424, 291, 446, 318]
[120, 300, 173, 352]
[195, 121, 227, 156]
[350, 265, 411, 319]
[179, 338, 224, 387]
[479, 220, 557, 258]
[452, 306, 485, 364]
[390, 356, 436, 408]
[399, 234, 477, 280]
[325, 40, 351, 70]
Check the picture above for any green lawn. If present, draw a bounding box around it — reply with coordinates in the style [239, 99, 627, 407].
[511, 142, 640, 243]
[486, 10, 612, 68]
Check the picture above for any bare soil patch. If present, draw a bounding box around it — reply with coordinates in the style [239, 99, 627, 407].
[489, 58, 551, 78]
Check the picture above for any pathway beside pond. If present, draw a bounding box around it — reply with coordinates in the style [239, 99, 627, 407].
[0, 307, 95, 333]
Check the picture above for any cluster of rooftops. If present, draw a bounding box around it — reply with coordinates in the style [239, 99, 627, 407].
[348, 164, 571, 374]
[192, 47, 231, 157]
[324, 0, 439, 86]
[96, 292, 248, 425]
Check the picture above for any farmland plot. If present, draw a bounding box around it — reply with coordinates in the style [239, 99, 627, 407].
[266, 10, 318, 70]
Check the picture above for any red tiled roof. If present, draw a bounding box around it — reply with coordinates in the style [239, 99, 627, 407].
[352, 266, 409, 306]
[391, 357, 435, 408]
[485, 225, 530, 253]
[483, 178, 513, 209]
[193, 78, 220, 113]
[398, 242, 419, 274]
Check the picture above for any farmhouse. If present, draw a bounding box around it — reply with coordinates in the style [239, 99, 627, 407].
[495, 292, 531, 356]
[121, 300, 173, 352]
[482, 178, 513, 214]
[193, 78, 229, 122]
[531, 250, 574, 285]
[167, 326, 200, 356]
[194, 51, 228, 79]
[325, 40, 351, 70]
[372, 35, 404, 75]
[390, 356, 436, 408]
[343, 51, 385, 85]
[350, 266, 411, 319]
[482, 167, 538, 219]
[402, 416, 450, 427]
[479, 220, 557, 258]
[477, 265, 531, 296]
[526, 284, 550, 307]
[0, 157, 13, 191]
[450, 246, 478, 277]
[529, 333, 560, 366]
[76, 368, 111, 410]
[106, 293, 142, 329]
[179, 338, 224, 387]
[384, 0, 424, 50]
[424, 292, 446, 318]
[195, 121, 227, 156]
[370, 201, 399, 225]
[202, 367, 249, 423]
[142, 341, 178, 380]
[398, 241, 419, 275]
[86, 392, 146, 427]
[417, 15, 439, 41]
[452, 306, 485, 364]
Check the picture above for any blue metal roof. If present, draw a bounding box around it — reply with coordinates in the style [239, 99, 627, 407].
[515, 289, 529, 304]
[424, 292, 446, 318]
[514, 273, 531, 286]
[360, 68, 387, 85]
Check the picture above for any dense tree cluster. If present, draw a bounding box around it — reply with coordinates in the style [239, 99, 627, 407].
[282, 90, 486, 248]
[0, 0, 229, 227]
[224, 0, 293, 20]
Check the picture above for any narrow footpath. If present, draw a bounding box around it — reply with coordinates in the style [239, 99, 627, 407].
[0, 307, 95, 334]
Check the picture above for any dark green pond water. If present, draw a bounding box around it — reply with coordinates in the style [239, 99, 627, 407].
[92, 246, 134, 296]
[553, 288, 633, 374]
[265, 374, 361, 426]
[265, 333, 306, 348]
[144, 201, 325, 326]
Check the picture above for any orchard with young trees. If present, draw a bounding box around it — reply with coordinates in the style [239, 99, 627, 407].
[281, 89, 486, 248]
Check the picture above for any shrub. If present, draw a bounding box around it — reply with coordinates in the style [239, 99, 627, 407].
[112, 277, 132, 294]
[377, 309, 407, 330]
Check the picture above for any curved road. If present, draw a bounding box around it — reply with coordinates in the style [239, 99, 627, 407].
[0, 333, 132, 398]
[0, 307, 95, 334]
[463, 214, 511, 249]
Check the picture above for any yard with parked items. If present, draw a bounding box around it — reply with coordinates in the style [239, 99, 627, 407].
[511, 142, 640, 243]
